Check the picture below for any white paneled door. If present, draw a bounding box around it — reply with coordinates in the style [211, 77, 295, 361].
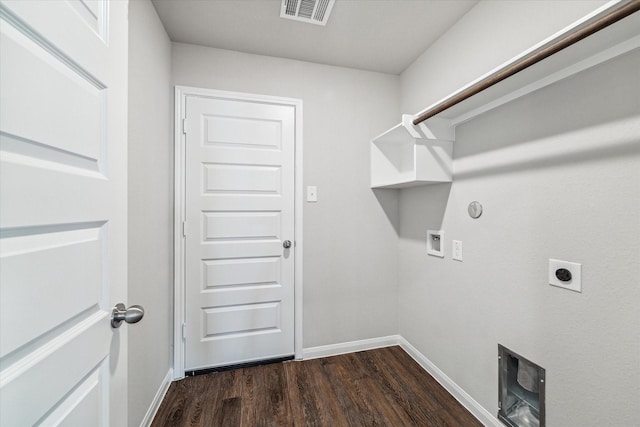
[0, 1, 128, 425]
[184, 94, 296, 371]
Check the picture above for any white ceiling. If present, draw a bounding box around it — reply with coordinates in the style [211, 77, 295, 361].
[151, 0, 478, 75]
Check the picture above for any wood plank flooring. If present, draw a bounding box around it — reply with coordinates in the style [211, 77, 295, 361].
[151, 346, 483, 427]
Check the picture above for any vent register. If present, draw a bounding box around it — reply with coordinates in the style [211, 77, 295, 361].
[280, 0, 336, 25]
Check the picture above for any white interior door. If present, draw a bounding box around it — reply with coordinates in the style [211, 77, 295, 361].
[0, 1, 128, 425]
[184, 94, 296, 371]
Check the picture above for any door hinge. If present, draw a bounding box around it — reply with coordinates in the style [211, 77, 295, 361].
[182, 118, 188, 134]
[182, 221, 187, 237]
[182, 323, 186, 340]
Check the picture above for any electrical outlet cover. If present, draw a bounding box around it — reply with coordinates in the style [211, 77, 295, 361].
[549, 259, 581, 293]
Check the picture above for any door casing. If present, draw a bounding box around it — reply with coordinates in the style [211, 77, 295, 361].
[173, 86, 303, 379]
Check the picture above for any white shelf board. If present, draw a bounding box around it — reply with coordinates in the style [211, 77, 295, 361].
[415, 2, 640, 126]
[372, 178, 451, 190]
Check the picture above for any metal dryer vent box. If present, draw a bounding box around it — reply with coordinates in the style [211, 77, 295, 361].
[498, 345, 545, 427]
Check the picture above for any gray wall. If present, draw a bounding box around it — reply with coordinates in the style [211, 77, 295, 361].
[401, 0, 609, 113]
[172, 44, 401, 348]
[397, 1, 640, 425]
[128, 1, 173, 425]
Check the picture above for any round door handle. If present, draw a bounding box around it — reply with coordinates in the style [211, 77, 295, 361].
[111, 303, 145, 328]
[283, 240, 292, 249]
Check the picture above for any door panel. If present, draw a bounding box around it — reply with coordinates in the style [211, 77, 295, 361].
[184, 95, 295, 370]
[203, 257, 280, 288]
[1, 315, 110, 426]
[0, 0, 127, 425]
[205, 115, 282, 149]
[203, 302, 281, 337]
[203, 211, 281, 240]
[0, 226, 103, 358]
[0, 21, 103, 163]
[203, 163, 282, 193]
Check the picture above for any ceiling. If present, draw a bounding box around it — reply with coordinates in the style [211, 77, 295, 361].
[151, 0, 478, 75]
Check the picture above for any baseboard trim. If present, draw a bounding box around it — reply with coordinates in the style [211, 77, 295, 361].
[140, 368, 173, 427]
[302, 335, 401, 360]
[397, 337, 502, 427]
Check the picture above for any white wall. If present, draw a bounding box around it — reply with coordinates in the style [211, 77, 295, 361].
[401, 0, 609, 113]
[172, 44, 402, 348]
[397, 1, 640, 425]
[128, 1, 173, 425]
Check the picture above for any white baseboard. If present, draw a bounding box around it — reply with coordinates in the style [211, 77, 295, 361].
[302, 334, 401, 360]
[140, 368, 173, 427]
[397, 337, 501, 427]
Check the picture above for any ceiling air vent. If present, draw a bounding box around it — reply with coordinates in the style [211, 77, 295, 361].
[280, 0, 336, 26]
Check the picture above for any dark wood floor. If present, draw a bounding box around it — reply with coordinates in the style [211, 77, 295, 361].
[151, 346, 483, 426]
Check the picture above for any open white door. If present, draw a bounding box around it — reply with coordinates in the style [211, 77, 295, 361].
[0, 1, 129, 425]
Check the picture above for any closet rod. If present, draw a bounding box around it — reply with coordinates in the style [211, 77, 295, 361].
[412, 0, 640, 126]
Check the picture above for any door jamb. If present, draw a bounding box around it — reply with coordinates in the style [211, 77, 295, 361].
[173, 86, 304, 379]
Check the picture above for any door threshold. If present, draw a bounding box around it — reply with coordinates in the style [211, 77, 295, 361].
[185, 355, 295, 377]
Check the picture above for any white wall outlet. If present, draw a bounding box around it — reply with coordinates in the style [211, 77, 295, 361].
[307, 186, 317, 202]
[549, 259, 582, 293]
[452, 240, 463, 261]
[427, 230, 444, 257]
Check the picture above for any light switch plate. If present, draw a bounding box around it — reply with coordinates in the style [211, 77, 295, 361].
[549, 259, 581, 293]
[307, 186, 317, 202]
[452, 240, 463, 261]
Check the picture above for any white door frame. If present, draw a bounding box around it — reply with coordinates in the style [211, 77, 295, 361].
[173, 86, 303, 379]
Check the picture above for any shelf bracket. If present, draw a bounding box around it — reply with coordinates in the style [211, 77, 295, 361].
[402, 114, 454, 142]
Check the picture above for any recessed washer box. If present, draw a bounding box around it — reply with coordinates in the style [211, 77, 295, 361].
[549, 259, 581, 293]
[427, 230, 444, 257]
